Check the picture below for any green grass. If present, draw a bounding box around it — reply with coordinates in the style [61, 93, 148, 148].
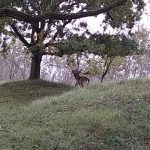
[0, 79, 150, 150]
[0, 79, 73, 104]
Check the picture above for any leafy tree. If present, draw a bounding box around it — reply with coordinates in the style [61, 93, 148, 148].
[58, 33, 141, 82]
[90, 34, 142, 82]
[0, 0, 145, 79]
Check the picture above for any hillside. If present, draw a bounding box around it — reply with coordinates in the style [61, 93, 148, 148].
[0, 79, 150, 150]
[0, 80, 73, 104]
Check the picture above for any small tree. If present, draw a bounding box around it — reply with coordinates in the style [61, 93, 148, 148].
[91, 34, 141, 82]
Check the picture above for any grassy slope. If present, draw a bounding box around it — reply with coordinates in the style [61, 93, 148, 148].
[0, 79, 150, 150]
[0, 80, 73, 103]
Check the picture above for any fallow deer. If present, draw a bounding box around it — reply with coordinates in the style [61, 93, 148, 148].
[72, 69, 90, 87]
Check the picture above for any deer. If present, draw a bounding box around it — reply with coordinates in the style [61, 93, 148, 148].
[72, 69, 90, 87]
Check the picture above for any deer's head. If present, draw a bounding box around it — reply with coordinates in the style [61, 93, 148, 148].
[72, 69, 82, 79]
[72, 69, 82, 74]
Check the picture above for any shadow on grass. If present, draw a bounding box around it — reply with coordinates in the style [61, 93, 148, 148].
[0, 80, 73, 104]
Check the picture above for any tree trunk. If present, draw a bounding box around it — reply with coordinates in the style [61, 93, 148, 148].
[101, 56, 114, 82]
[29, 53, 42, 80]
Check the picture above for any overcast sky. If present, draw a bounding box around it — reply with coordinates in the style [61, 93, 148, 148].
[139, 0, 150, 30]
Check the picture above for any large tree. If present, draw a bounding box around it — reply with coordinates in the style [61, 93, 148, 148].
[0, 0, 145, 79]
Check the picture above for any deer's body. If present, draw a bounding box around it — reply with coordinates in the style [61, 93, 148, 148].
[72, 70, 90, 87]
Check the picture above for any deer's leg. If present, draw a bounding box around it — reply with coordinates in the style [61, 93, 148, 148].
[75, 81, 81, 87]
[75, 81, 78, 87]
[86, 79, 90, 86]
[87, 80, 89, 86]
[80, 82, 84, 88]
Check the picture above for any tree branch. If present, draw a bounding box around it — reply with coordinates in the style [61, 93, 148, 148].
[0, 9, 36, 23]
[107, 12, 114, 20]
[11, 23, 31, 48]
[41, 0, 127, 20]
[45, 19, 72, 48]
[0, 0, 127, 23]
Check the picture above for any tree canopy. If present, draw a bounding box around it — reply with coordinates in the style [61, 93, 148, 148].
[57, 33, 140, 55]
[57, 33, 141, 81]
[0, 0, 145, 79]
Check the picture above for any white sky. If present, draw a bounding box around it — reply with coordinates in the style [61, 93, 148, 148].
[139, 0, 150, 30]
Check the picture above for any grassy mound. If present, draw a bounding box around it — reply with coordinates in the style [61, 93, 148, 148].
[0, 80, 73, 104]
[0, 79, 150, 150]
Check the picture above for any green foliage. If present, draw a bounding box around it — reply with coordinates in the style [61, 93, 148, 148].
[0, 0, 145, 48]
[66, 55, 76, 67]
[89, 34, 140, 57]
[58, 33, 140, 58]
[57, 35, 88, 55]
[28, 44, 43, 53]
[0, 79, 150, 149]
[104, 0, 145, 28]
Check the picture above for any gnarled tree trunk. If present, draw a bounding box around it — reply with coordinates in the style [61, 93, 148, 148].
[29, 53, 42, 80]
